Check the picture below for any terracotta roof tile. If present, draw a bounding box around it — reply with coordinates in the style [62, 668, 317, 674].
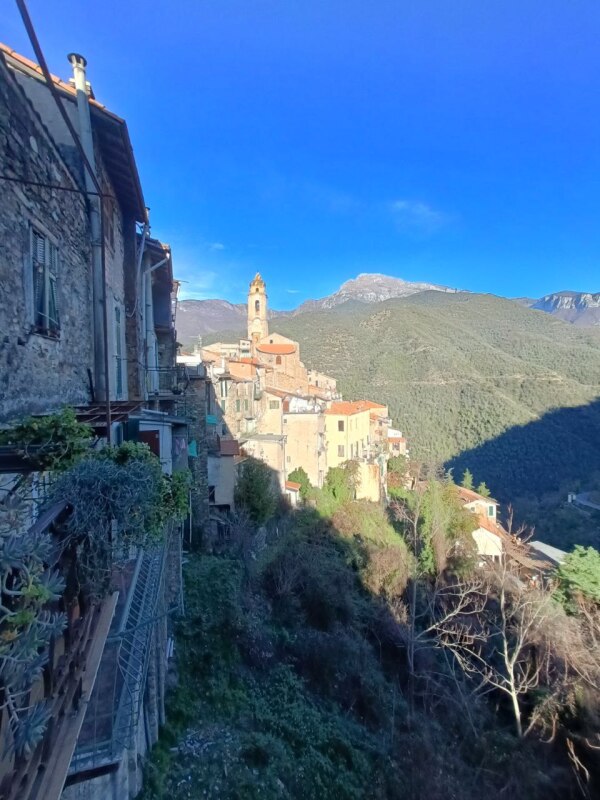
[0, 42, 122, 121]
[256, 343, 296, 355]
[325, 400, 376, 416]
[456, 486, 498, 505]
[285, 481, 301, 491]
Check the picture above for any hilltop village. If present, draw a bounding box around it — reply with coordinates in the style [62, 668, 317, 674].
[0, 26, 598, 800]
[179, 273, 408, 511]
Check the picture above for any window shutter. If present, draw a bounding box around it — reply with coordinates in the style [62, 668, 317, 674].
[32, 231, 46, 327]
[48, 243, 59, 331]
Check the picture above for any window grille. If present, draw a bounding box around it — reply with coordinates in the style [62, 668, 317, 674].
[32, 229, 60, 335]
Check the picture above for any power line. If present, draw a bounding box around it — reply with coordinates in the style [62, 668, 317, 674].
[0, 173, 114, 198]
[16, 0, 113, 441]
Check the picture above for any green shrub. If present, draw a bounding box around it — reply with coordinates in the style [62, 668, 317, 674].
[288, 466, 311, 499]
[235, 457, 278, 524]
[0, 407, 92, 470]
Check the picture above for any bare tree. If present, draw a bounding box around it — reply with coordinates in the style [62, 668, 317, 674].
[431, 561, 555, 737]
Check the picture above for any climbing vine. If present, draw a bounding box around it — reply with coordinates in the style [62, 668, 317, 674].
[0, 407, 93, 471]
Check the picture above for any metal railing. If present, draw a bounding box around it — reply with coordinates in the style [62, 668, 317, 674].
[68, 525, 176, 772]
[145, 365, 189, 396]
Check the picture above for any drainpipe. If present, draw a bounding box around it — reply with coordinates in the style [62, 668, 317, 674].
[68, 53, 107, 404]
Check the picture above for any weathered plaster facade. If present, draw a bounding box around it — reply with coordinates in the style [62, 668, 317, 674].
[0, 57, 93, 421]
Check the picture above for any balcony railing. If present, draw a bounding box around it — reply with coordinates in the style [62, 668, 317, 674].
[145, 365, 189, 396]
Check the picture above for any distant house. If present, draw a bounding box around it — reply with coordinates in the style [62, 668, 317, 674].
[455, 487, 561, 578]
[285, 480, 302, 507]
[208, 437, 243, 513]
[456, 487, 505, 562]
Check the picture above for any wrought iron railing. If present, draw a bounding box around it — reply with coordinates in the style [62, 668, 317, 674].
[145, 365, 189, 396]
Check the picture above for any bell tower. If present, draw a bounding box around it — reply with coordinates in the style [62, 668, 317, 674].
[247, 273, 268, 347]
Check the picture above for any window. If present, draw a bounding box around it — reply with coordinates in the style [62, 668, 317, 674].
[115, 306, 123, 397]
[220, 379, 229, 399]
[338, 420, 345, 432]
[244, 399, 249, 411]
[269, 400, 279, 410]
[488, 505, 495, 517]
[255, 299, 260, 313]
[31, 229, 59, 335]
[338, 445, 345, 458]
[236, 399, 241, 412]
[208, 485, 216, 504]
[287, 456, 291, 463]
[275, 355, 282, 365]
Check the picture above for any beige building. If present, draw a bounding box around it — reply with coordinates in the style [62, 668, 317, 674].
[356, 460, 384, 502]
[283, 406, 327, 488]
[195, 274, 403, 503]
[242, 433, 287, 490]
[324, 401, 374, 468]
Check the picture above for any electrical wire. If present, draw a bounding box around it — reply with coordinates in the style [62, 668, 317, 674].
[15, 0, 112, 442]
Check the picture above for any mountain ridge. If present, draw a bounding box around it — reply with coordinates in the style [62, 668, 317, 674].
[176, 273, 600, 344]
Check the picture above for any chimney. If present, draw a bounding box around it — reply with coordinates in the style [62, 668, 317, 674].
[67, 53, 92, 95]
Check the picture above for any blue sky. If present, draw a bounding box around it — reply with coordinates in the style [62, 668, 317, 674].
[4, 1, 600, 308]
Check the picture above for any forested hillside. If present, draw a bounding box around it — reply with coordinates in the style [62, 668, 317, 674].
[276, 292, 600, 457]
[202, 292, 600, 505]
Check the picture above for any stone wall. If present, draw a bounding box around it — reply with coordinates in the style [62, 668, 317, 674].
[0, 58, 94, 422]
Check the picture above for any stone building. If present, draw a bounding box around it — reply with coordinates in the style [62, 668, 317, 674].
[0, 44, 147, 410]
[0, 42, 199, 800]
[186, 274, 399, 501]
[0, 50, 94, 420]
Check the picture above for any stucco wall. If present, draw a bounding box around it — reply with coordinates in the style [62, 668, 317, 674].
[208, 454, 237, 508]
[325, 410, 371, 468]
[472, 527, 503, 559]
[283, 412, 325, 488]
[356, 461, 381, 502]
